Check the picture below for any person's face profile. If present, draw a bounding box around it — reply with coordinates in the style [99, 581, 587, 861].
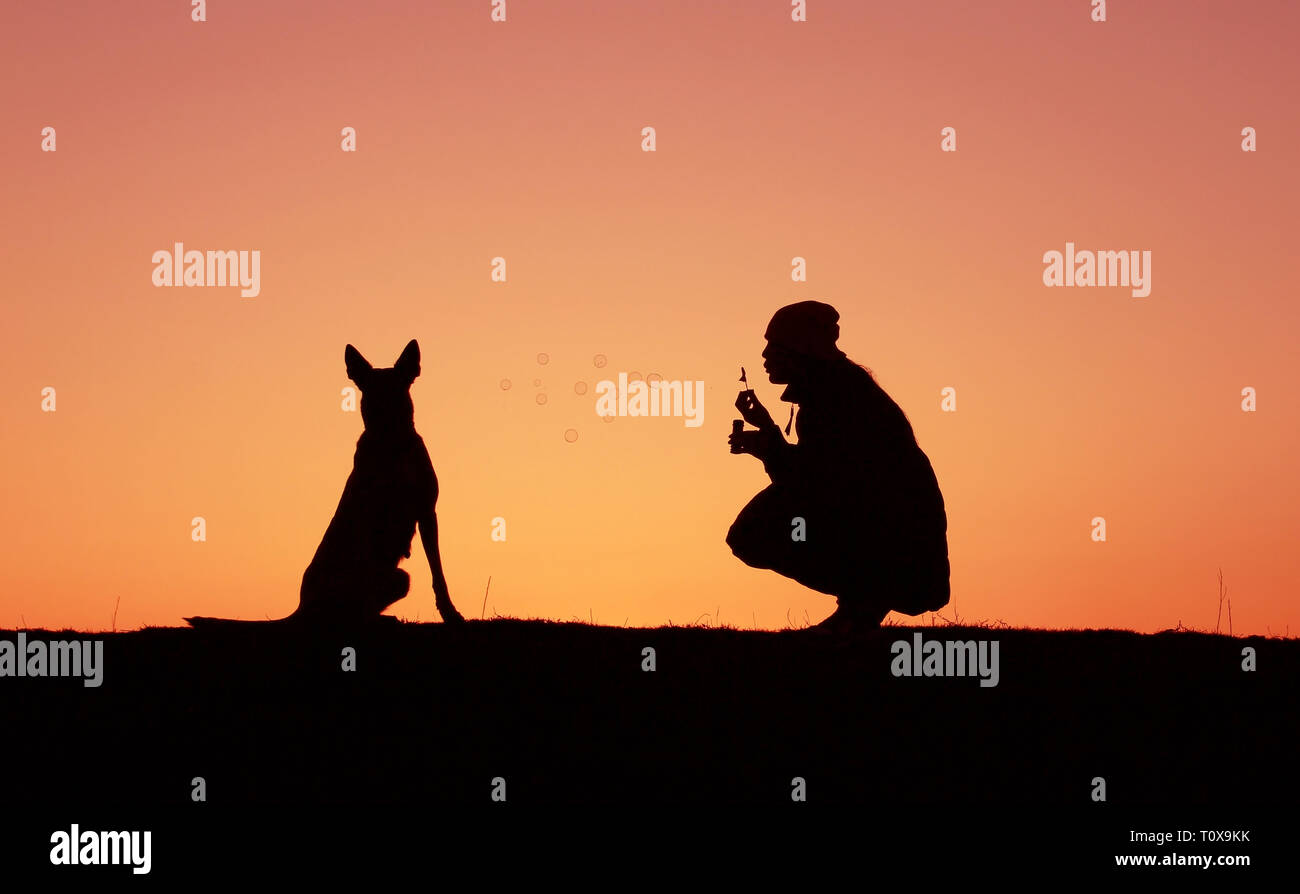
[761, 340, 799, 384]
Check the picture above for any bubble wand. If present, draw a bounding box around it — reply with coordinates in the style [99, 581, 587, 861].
[730, 367, 749, 453]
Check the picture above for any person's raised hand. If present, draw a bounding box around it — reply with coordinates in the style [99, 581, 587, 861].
[734, 390, 776, 430]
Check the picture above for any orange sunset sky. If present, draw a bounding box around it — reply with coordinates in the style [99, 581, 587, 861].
[2, 1, 1297, 634]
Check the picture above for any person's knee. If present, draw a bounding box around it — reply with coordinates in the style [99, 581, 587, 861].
[726, 519, 766, 568]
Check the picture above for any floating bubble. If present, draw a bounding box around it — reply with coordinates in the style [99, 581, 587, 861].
[537, 353, 550, 366]
[628, 371, 643, 382]
[533, 378, 542, 387]
[574, 381, 588, 395]
[601, 413, 614, 423]
[647, 372, 663, 385]
[593, 354, 608, 368]
[499, 379, 512, 390]
[536, 393, 548, 405]
[564, 429, 579, 443]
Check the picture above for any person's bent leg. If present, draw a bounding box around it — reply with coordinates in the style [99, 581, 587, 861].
[729, 485, 803, 573]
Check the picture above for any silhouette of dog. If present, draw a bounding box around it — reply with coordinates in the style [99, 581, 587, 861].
[291, 339, 464, 625]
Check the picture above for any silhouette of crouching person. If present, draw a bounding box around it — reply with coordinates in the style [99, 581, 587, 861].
[727, 302, 951, 631]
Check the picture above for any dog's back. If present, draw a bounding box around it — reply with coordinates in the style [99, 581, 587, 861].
[298, 431, 432, 614]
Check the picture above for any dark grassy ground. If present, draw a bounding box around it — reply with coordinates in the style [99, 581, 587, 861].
[1, 621, 1294, 805]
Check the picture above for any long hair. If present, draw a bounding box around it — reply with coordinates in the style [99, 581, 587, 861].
[834, 352, 919, 445]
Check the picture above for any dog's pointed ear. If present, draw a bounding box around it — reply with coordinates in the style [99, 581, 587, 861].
[394, 339, 420, 383]
[344, 344, 372, 385]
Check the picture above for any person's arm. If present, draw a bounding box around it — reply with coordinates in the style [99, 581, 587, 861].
[757, 423, 799, 484]
[732, 389, 803, 483]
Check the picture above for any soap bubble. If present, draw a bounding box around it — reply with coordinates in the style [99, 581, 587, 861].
[537, 353, 550, 365]
[647, 372, 663, 385]
[533, 378, 542, 387]
[628, 371, 642, 382]
[499, 379, 512, 390]
[593, 354, 608, 368]
[574, 381, 588, 395]
[536, 393, 548, 405]
[564, 429, 579, 443]
[601, 413, 614, 423]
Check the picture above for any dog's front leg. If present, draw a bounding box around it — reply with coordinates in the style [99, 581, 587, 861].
[419, 510, 464, 624]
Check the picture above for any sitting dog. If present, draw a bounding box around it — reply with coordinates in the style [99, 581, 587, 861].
[292, 339, 465, 625]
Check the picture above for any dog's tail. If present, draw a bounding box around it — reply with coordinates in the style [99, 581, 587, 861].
[185, 614, 402, 630]
[184, 616, 289, 629]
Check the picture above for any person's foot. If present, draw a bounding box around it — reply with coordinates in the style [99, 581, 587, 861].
[807, 599, 889, 633]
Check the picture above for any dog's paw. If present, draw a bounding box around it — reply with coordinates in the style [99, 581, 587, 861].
[437, 603, 466, 624]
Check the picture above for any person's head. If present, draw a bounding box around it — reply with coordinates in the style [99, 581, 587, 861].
[761, 301, 843, 385]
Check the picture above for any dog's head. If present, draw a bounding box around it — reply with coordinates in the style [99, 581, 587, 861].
[344, 339, 420, 433]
